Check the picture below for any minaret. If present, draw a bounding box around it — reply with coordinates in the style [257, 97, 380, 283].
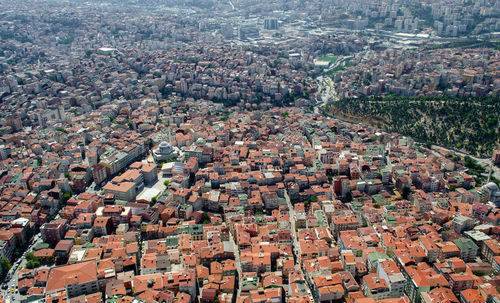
[488, 162, 492, 183]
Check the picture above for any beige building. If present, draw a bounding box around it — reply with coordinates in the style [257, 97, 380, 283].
[103, 181, 136, 201]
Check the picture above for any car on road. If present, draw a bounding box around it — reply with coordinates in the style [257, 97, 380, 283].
[11, 287, 14, 293]
[18, 266, 21, 270]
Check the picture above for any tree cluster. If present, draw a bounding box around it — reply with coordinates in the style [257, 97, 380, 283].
[327, 96, 500, 156]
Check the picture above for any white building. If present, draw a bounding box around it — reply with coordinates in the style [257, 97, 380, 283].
[153, 141, 178, 162]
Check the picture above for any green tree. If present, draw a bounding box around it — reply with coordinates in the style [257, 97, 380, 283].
[55, 127, 67, 133]
[26, 252, 35, 261]
[62, 190, 73, 202]
[150, 196, 157, 206]
[201, 212, 211, 224]
[26, 259, 40, 269]
[472, 270, 488, 276]
[1, 257, 12, 274]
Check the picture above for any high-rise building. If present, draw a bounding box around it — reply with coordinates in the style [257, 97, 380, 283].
[222, 23, 234, 39]
[264, 18, 279, 30]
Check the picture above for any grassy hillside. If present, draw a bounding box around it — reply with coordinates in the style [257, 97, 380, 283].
[325, 95, 500, 156]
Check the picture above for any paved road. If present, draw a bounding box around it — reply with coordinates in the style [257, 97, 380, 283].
[314, 54, 358, 114]
[1, 234, 44, 303]
[315, 73, 500, 183]
[431, 144, 500, 180]
[229, 230, 242, 298]
[284, 191, 300, 271]
[284, 191, 315, 302]
[317, 76, 336, 104]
